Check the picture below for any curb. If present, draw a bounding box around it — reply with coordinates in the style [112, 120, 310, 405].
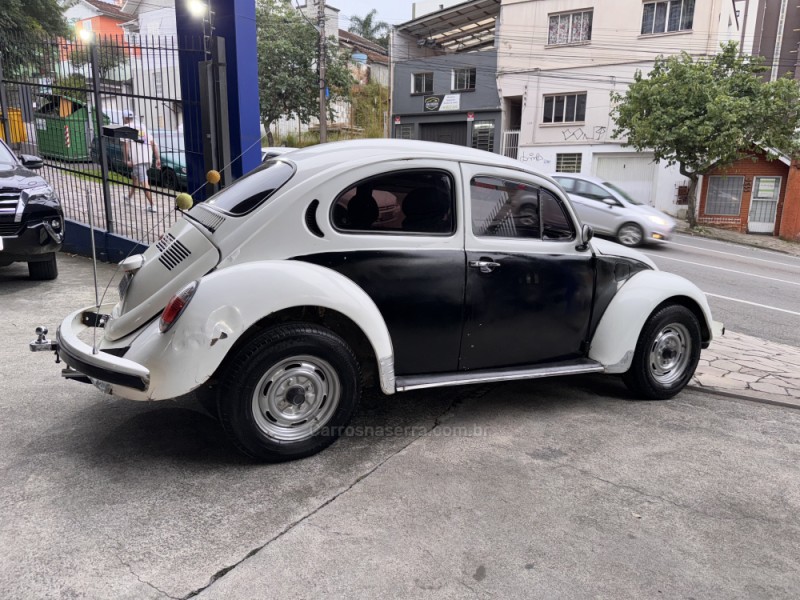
[687, 384, 800, 410]
[675, 224, 800, 257]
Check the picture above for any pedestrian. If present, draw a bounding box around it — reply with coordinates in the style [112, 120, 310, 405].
[123, 111, 160, 213]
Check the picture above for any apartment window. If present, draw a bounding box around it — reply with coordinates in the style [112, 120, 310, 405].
[412, 72, 433, 94]
[452, 67, 476, 92]
[556, 153, 582, 173]
[543, 93, 586, 124]
[706, 176, 744, 215]
[641, 0, 695, 35]
[548, 10, 593, 45]
[471, 120, 495, 152]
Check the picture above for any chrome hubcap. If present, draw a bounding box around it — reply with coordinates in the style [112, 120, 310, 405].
[251, 355, 340, 441]
[618, 225, 643, 246]
[648, 323, 691, 386]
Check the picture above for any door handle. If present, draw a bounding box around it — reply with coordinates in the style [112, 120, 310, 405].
[469, 260, 501, 273]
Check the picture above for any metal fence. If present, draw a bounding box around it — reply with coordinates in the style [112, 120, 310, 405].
[0, 33, 205, 246]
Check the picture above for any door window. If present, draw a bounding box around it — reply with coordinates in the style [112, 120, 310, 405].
[332, 170, 455, 235]
[572, 180, 609, 201]
[470, 176, 574, 240]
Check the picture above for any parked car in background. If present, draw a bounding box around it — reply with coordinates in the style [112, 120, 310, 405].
[0, 139, 63, 279]
[35, 139, 720, 462]
[551, 173, 676, 246]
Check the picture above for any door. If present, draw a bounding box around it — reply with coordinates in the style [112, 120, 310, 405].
[460, 166, 595, 371]
[595, 154, 656, 206]
[420, 122, 467, 146]
[748, 176, 781, 234]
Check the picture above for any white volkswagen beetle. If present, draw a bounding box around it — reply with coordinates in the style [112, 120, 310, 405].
[32, 140, 720, 462]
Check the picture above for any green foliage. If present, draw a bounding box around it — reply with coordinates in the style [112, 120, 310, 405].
[52, 74, 88, 104]
[612, 42, 800, 175]
[611, 42, 800, 225]
[255, 0, 353, 143]
[68, 40, 127, 80]
[348, 9, 389, 49]
[0, 0, 68, 72]
[352, 82, 388, 138]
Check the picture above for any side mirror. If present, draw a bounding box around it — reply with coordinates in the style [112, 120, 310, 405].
[602, 197, 617, 207]
[577, 224, 594, 251]
[19, 154, 43, 170]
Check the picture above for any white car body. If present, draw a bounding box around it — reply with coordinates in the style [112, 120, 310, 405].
[37, 139, 720, 461]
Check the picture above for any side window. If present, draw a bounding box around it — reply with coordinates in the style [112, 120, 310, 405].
[470, 176, 541, 239]
[332, 170, 455, 235]
[541, 191, 575, 240]
[573, 180, 608, 201]
[554, 177, 575, 192]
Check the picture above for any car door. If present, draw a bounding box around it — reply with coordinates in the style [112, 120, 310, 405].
[460, 165, 595, 371]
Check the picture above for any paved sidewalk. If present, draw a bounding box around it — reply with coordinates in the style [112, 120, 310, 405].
[676, 221, 800, 257]
[692, 330, 800, 409]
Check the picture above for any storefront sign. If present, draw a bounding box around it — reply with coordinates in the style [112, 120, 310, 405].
[423, 94, 461, 112]
[467, 112, 475, 121]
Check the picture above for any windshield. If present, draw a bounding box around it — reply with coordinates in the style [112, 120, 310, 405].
[201, 160, 295, 215]
[603, 182, 644, 205]
[0, 141, 17, 165]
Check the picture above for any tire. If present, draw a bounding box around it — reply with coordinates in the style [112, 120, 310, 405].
[162, 168, 179, 191]
[217, 323, 361, 462]
[28, 253, 58, 280]
[623, 304, 702, 400]
[617, 222, 644, 247]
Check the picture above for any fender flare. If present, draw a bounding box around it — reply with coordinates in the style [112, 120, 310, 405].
[124, 261, 395, 400]
[589, 270, 713, 373]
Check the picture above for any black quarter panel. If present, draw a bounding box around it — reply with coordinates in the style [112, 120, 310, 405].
[293, 251, 465, 375]
[590, 255, 652, 338]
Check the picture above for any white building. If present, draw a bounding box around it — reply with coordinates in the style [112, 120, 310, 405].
[497, 0, 740, 215]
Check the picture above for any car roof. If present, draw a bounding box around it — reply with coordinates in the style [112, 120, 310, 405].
[282, 139, 542, 175]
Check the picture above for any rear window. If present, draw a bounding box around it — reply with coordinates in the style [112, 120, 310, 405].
[203, 160, 295, 215]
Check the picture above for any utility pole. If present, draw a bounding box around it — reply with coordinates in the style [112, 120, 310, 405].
[317, 0, 327, 143]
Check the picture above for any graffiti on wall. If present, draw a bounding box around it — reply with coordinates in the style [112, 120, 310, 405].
[518, 151, 552, 165]
[561, 126, 607, 142]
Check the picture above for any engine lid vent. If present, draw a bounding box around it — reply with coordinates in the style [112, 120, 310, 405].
[190, 205, 226, 232]
[157, 233, 192, 270]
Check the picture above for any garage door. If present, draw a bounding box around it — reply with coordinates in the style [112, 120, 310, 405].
[595, 154, 656, 206]
[419, 122, 468, 147]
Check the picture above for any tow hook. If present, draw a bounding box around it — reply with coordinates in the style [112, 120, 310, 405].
[29, 326, 60, 363]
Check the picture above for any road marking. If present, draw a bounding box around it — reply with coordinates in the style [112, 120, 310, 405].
[668, 238, 800, 268]
[705, 293, 800, 316]
[642, 253, 800, 286]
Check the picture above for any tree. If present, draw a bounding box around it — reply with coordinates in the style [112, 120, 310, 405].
[255, 0, 353, 145]
[611, 42, 800, 227]
[348, 9, 389, 49]
[0, 0, 69, 73]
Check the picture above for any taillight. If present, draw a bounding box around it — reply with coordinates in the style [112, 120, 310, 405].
[159, 281, 199, 333]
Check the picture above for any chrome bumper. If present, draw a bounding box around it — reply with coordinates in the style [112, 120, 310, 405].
[48, 305, 150, 391]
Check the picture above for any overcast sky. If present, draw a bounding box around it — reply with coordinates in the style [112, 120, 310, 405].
[328, 1, 417, 29]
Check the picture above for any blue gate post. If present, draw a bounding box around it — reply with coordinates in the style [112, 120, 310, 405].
[175, 0, 260, 200]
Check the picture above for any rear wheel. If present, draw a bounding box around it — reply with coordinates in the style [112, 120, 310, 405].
[28, 253, 58, 280]
[217, 323, 361, 462]
[617, 222, 644, 247]
[623, 305, 701, 400]
[162, 168, 179, 191]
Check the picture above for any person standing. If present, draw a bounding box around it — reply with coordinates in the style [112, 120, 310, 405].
[123, 111, 160, 213]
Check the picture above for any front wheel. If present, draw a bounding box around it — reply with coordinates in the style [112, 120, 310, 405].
[617, 222, 644, 247]
[623, 305, 701, 400]
[217, 323, 361, 462]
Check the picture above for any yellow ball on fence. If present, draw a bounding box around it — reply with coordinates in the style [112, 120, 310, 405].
[176, 193, 194, 211]
[206, 170, 221, 185]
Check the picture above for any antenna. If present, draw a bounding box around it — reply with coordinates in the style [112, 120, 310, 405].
[85, 185, 101, 355]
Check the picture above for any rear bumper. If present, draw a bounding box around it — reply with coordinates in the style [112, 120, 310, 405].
[56, 305, 150, 392]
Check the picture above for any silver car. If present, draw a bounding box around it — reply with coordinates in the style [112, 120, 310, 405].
[552, 173, 676, 246]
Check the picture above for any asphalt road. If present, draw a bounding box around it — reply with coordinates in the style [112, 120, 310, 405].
[1, 254, 799, 598]
[640, 233, 800, 348]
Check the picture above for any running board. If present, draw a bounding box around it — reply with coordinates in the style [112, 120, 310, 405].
[395, 359, 605, 392]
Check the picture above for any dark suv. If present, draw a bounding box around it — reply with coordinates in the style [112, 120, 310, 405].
[0, 139, 63, 279]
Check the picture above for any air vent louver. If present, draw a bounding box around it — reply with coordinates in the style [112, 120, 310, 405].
[157, 233, 192, 270]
